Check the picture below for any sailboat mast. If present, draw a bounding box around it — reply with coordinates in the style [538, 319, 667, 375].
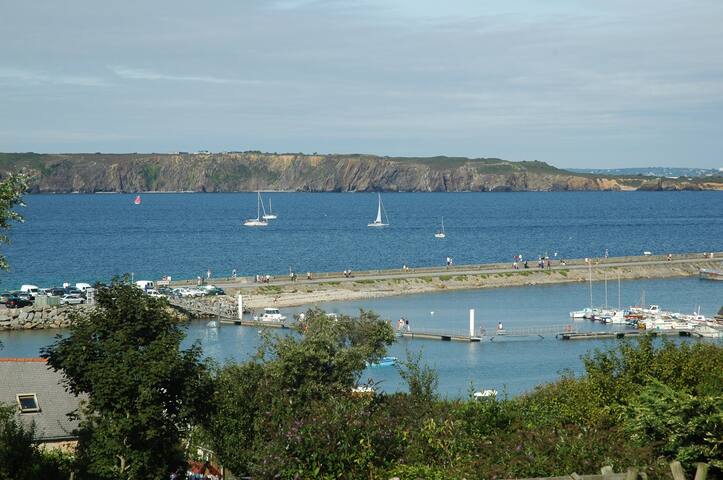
[618, 274, 621, 310]
[588, 261, 593, 309]
[604, 271, 608, 309]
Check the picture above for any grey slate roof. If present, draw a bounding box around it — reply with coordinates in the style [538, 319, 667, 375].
[0, 358, 81, 441]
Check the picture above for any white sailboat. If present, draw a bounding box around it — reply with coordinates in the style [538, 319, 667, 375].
[243, 192, 269, 227]
[262, 197, 277, 220]
[434, 217, 446, 238]
[367, 193, 389, 227]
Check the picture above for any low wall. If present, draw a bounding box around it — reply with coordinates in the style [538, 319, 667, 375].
[0, 305, 91, 330]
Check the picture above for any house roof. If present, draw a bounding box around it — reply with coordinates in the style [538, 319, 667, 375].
[0, 358, 81, 441]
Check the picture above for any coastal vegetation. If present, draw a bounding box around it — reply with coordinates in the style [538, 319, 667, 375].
[3, 299, 722, 478]
[41, 282, 213, 479]
[1, 151, 720, 193]
[198, 313, 722, 479]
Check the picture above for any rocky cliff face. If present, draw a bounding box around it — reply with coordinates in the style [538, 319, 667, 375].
[0, 152, 717, 192]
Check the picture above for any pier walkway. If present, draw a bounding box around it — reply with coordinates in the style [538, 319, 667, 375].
[171, 252, 722, 292]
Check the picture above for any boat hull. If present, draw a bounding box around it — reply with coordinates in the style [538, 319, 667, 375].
[699, 269, 723, 281]
[244, 219, 268, 227]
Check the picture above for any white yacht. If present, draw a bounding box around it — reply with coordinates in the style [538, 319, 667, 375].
[244, 192, 269, 227]
[367, 193, 389, 227]
[434, 217, 446, 238]
[262, 197, 277, 220]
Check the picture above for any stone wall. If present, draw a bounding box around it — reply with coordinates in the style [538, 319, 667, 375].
[0, 305, 91, 330]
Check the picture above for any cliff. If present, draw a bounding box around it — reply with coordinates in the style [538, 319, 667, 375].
[0, 152, 719, 193]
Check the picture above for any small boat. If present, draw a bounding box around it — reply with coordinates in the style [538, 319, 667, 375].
[134, 195, 141, 205]
[262, 197, 278, 220]
[367, 193, 389, 227]
[434, 217, 446, 238]
[473, 389, 498, 400]
[244, 192, 269, 227]
[254, 307, 286, 322]
[367, 356, 397, 368]
[699, 268, 723, 281]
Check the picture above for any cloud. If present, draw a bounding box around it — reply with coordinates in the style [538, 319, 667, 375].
[109, 66, 260, 85]
[0, 67, 108, 87]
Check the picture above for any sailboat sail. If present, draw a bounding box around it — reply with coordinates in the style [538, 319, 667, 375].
[134, 195, 141, 205]
[263, 196, 277, 220]
[368, 193, 389, 227]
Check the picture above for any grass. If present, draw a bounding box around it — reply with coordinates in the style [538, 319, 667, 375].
[438, 275, 452, 281]
[257, 285, 282, 294]
[454, 275, 468, 281]
[321, 281, 341, 286]
[354, 279, 376, 285]
[558, 269, 569, 277]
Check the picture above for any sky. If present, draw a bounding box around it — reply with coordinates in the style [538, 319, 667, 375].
[1, 0, 722, 168]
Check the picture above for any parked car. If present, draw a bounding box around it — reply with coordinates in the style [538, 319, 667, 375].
[145, 289, 164, 299]
[200, 285, 225, 296]
[48, 287, 66, 297]
[60, 294, 84, 305]
[20, 285, 40, 296]
[0, 292, 14, 304]
[6, 296, 32, 308]
[14, 291, 34, 302]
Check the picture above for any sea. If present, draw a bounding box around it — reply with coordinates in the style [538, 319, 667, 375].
[1, 192, 721, 397]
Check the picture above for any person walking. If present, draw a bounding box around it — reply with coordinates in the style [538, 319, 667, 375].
[232, 269, 237, 279]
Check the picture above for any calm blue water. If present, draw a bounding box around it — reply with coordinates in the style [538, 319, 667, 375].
[1, 192, 722, 288]
[2, 277, 720, 397]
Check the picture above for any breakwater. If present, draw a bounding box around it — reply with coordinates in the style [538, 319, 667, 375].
[0, 305, 90, 330]
[178, 252, 723, 309]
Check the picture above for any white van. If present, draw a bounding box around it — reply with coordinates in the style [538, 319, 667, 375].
[75, 283, 93, 292]
[135, 280, 155, 291]
[20, 285, 39, 296]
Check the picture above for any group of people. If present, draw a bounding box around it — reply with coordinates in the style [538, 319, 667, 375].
[343, 269, 353, 278]
[254, 274, 272, 283]
[396, 317, 411, 332]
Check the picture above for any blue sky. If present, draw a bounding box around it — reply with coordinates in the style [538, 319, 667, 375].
[1, 0, 722, 168]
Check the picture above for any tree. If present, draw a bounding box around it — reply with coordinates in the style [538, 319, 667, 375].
[42, 282, 213, 480]
[0, 404, 70, 480]
[206, 308, 395, 477]
[0, 173, 28, 271]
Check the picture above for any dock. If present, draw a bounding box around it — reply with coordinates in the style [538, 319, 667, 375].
[558, 330, 701, 340]
[218, 319, 295, 329]
[397, 323, 576, 342]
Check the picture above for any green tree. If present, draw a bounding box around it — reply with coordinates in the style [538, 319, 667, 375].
[206, 308, 395, 478]
[0, 173, 28, 271]
[0, 404, 70, 480]
[42, 282, 213, 480]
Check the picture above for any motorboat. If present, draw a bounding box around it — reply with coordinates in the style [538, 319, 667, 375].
[367, 356, 397, 368]
[255, 307, 287, 322]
